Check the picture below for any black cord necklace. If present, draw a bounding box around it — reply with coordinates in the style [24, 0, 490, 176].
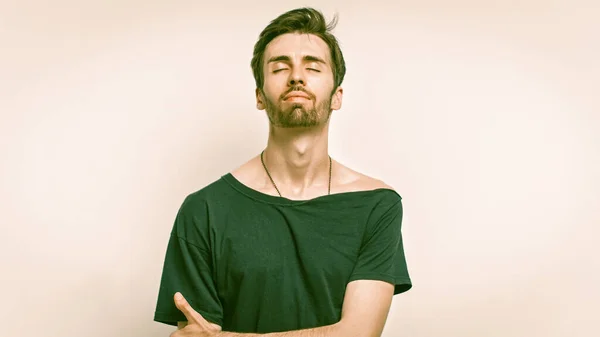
[260, 150, 332, 198]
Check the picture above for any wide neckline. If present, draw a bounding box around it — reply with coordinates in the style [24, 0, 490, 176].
[221, 173, 399, 206]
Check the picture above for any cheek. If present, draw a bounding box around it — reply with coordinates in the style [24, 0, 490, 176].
[309, 75, 334, 93]
[264, 88, 278, 100]
[263, 79, 284, 97]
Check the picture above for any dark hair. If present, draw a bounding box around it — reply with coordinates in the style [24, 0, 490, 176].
[251, 7, 346, 91]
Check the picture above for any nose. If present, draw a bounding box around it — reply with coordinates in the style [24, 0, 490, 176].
[288, 68, 305, 86]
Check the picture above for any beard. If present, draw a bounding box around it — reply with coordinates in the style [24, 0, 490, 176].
[262, 89, 333, 128]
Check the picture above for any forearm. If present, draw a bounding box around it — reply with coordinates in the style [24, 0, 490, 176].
[216, 321, 341, 337]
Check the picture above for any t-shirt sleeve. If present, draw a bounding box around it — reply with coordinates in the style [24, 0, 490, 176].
[153, 196, 224, 326]
[347, 197, 412, 295]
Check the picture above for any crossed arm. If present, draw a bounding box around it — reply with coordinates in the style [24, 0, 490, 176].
[174, 279, 396, 337]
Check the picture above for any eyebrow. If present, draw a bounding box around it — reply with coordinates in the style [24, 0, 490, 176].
[267, 55, 327, 65]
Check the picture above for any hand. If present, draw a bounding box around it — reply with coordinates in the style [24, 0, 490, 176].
[170, 292, 222, 337]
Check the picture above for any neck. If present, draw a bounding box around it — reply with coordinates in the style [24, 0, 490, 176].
[262, 122, 331, 196]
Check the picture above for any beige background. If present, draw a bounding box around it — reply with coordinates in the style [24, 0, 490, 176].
[1, 0, 599, 336]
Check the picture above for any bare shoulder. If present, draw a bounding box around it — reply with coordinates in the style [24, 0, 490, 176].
[229, 154, 269, 191]
[334, 161, 396, 193]
[368, 178, 395, 190]
[230, 156, 259, 182]
[355, 173, 395, 192]
[230, 153, 267, 179]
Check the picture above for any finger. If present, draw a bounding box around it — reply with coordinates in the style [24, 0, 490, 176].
[209, 322, 222, 331]
[173, 292, 203, 324]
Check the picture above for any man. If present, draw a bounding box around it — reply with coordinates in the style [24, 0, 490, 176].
[153, 7, 412, 337]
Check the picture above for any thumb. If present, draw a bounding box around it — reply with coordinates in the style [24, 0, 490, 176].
[174, 292, 202, 324]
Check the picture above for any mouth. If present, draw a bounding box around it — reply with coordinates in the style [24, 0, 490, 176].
[284, 96, 309, 102]
[284, 91, 310, 100]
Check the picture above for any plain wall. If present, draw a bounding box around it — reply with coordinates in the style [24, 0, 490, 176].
[1, 0, 599, 336]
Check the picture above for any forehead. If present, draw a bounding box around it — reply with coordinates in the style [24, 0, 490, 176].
[264, 33, 331, 64]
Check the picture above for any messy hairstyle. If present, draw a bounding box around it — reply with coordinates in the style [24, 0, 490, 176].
[250, 7, 346, 91]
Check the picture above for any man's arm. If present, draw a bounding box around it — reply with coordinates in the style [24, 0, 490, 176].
[337, 279, 395, 337]
[215, 279, 395, 337]
[179, 321, 223, 331]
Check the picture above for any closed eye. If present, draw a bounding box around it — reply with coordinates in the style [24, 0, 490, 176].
[273, 68, 320, 73]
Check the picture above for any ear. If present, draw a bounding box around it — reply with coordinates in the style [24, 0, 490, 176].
[256, 88, 266, 110]
[330, 86, 343, 111]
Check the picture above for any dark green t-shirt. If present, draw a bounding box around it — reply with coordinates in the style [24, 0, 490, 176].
[153, 173, 412, 333]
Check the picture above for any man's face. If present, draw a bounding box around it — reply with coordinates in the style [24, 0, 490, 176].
[256, 33, 343, 128]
